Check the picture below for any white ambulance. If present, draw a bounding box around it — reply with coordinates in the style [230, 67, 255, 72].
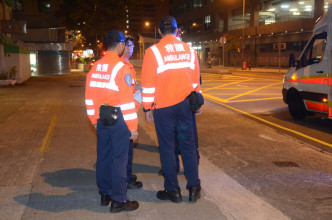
[282, 3, 332, 119]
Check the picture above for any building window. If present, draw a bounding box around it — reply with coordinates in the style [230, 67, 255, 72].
[204, 0, 214, 5]
[204, 15, 211, 30]
[259, 0, 314, 25]
[192, 0, 202, 9]
[38, 0, 51, 13]
[11, 0, 23, 11]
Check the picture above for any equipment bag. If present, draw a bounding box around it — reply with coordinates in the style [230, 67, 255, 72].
[188, 91, 204, 112]
[99, 105, 119, 126]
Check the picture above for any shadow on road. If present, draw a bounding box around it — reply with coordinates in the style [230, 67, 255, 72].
[14, 165, 163, 213]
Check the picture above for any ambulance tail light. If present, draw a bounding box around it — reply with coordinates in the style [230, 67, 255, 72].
[323, 98, 328, 103]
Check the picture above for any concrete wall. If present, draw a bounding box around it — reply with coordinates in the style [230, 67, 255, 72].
[1, 44, 31, 83]
[13, 28, 66, 43]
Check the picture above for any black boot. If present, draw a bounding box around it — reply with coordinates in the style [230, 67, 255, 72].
[110, 200, 139, 213]
[131, 174, 137, 182]
[127, 176, 143, 189]
[100, 194, 112, 206]
[157, 188, 182, 203]
[189, 186, 201, 202]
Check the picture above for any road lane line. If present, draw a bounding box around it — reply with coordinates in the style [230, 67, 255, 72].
[40, 115, 57, 152]
[204, 94, 332, 149]
[202, 79, 254, 92]
[208, 93, 281, 95]
[226, 97, 282, 103]
[202, 73, 251, 79]
[225, 82, 282, 101]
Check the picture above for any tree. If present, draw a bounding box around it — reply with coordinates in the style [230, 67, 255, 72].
[223, 33, 241, 67]
[57, 0, 149, 51]
[66, 30, 86, 50]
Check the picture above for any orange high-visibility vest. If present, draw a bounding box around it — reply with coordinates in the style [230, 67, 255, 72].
[141, 35, 201, 110]
[120, 57, 140, 112]
[85, 51, 138, 131]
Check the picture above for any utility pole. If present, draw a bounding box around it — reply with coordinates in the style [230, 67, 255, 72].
[154, 25, 156, 44]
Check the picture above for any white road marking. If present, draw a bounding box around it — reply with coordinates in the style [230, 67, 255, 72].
[259, 133, 276, 141]
[199, 155, 290, 220]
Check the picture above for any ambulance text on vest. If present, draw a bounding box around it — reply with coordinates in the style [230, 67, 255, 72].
[91, 73, 110, 80]
[164, 53, 190, 63]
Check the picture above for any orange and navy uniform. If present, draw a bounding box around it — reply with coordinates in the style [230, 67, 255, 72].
[141, 35, 201, 110]
[120, 57, 140, 112]
[85, 51, 138, 131]
[120, 57, 137, 89]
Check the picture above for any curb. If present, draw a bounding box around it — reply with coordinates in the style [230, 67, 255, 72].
[200, 68, 232, 74]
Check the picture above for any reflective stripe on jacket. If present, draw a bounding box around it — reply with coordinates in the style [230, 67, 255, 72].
[141, 35, 201, 110]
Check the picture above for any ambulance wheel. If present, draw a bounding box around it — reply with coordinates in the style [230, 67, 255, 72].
[288, 93, 306, 119]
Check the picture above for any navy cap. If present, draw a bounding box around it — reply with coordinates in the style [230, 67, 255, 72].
[125, 34, 134, 42]
[160, 16, 177, 29]
[105, 30, 126, 43]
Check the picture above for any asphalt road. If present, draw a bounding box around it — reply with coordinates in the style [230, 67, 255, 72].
[0, 70, 332, 220]
[200, 70, 332, 154]
[197, 70, 332, 220]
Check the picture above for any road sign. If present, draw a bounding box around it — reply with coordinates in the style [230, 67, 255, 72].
[219, 36, 226, 44]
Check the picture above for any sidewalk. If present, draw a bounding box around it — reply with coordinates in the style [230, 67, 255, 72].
[0, 72, 292, 220]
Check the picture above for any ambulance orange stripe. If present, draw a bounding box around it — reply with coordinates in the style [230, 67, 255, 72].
[305, 101, 327, 112]
[286, 78, 325, 84]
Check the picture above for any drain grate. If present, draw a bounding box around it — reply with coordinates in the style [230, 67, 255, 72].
[273, 161, 299, 167]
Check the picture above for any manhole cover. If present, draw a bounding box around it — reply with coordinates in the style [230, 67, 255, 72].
[273, 161, 299, 167]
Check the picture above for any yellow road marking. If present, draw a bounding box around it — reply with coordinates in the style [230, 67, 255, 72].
[202, 73, 248, 79]
[40, 115, 57, 152]
[226, 97, 282, 103]
[204, 87, 259, 90]
[233, 81, 280, 84]
[225, 82, 282, 101]
[207, 92, 281, 96]
[203, 93, 225, 103]
[202, 79, 254, 92]
[203, 80, 239, 83]
[209, 92, 280, 96]
[204, 94, 332, 149]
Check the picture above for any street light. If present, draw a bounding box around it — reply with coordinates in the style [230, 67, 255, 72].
[145, 21, 156, 44]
